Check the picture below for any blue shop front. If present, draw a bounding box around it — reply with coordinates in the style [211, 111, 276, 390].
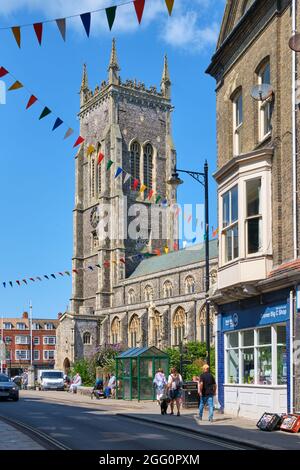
[216, 289, 290, 419]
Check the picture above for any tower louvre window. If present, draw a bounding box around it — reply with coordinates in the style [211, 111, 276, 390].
[130, 141, 140, 189]
[90, 157, 96, 199]
[143, 143, 153, 194]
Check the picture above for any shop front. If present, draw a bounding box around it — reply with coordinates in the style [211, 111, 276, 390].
[217, 291, 290, 419]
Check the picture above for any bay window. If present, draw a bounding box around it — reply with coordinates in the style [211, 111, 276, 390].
[246, 178, 262, 254]
[222, 185, 239, 263]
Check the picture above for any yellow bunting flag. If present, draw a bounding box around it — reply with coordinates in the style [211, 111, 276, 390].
[139, 184, 147, 193]
[87, 144, 95, 156]
[8, 80, 23, 91]
[165, 0, 174, 15]
[12, 26, 21, 48]
[164, 246, 169, 254]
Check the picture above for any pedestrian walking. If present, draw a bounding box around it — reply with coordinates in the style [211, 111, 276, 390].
[21, 369, 28, 390]
[153, 368, 167, 404]
[167, 367, 183, 416]
[198, 364, 217, 422]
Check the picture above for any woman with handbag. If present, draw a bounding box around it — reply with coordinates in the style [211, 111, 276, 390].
[167, 367, 183, 416]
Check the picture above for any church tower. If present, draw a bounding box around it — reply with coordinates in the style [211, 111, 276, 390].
[71, 40, 177, 318]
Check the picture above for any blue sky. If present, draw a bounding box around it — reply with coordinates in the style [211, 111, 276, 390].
[0, 0, 225, 319]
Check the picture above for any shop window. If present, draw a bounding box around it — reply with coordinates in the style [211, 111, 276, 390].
[277, 325, 287, 385]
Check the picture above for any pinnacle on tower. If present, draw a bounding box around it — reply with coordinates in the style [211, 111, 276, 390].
[81, 63, 89, 91]
[161, 54, 171, 99]
[108, 38, 120, 85]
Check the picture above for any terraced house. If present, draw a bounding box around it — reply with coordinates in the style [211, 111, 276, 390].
[207, 0, 300, 418]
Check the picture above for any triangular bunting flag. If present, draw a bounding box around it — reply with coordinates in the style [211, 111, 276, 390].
[29, 278, 35, 282]
[65, 271, 70, 276]
[36, 277, 42, 281]
[9, 281, 13, 287]
[147, 189, 154, 200]
[123, 173, 131, 184]
[73, 269, 79, 274]
[104, 260, 110, 268]
[26, 95, 38, 109]
[164, 246, 169, 254]
[8, 81, 23, 91]
[64, 128, 74, 139]
[44, 275, 49, 280]
[140, 184, 147, 193]
[33, 23, 43, 45]
[165, 0, 174, 15]
[155, 195, 161, 204]
[87, 144, 95, 156]
[56, 18, 66, 41]
[187, 215, 192, 223]
[58, 272, 64, 276]
[98, 152, 105, 165]
[134, 0, 145, 24]
[120, 258, 126, 264]
[106, 6, 117, 30]
[133, 178, 139, 190]
[39, 107, 51, 120]
[115, 167, 123, 178]
[88, 266, 94, 270]
[154, 249, 161, 256]
[52, 117, 63, 131]
[73, 136, 85, 147]
[192, 236, 197, 243]
[80, 12, 91, 37]
[16, 280, 20, 286]
[23, 279, 27, 285]
[51, 274, 56, 279]
[173, 241, 179, 251]
[0, 67, 9, 78]
[106, 160, 114, 171]
[3, 282, 6, 288]
[12, 26, 21, 48]
[95, 264, 101, 268]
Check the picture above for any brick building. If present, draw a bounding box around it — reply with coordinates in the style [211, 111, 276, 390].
[56, 40, 217, 371]
[207, 0, 300, 418]
[0, 312, 59, 377]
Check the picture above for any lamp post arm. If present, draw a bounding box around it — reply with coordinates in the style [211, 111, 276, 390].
[175, 168, 205, 187]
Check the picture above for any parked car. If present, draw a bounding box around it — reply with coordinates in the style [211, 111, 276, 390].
[37, 370, 64, 391]
[0, 373, 19, 401]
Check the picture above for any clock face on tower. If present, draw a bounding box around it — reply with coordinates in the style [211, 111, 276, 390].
[90, 206, 99, 228]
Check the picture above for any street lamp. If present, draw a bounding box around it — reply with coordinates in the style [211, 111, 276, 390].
[167, 161, 210, 365]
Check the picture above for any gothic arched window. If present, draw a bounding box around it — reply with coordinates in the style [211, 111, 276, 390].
[130, 141, 140, 189]
[143, 143, 153, 195]
[144, 285, 153, 302]
[163, 280, 173, 298]
[129, 314, 139, 348]
[111, 317, 120, 344]
[128, 289, 136, 305]
[83, 332, 91, 345]
[90, 156, 96, 199]
[173, 308, 185, 346]
[152, 311, 160, 347]
[185, 276, 195, 294]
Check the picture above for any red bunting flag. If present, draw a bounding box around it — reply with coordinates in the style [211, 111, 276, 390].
[29, 278, 35, 282]
[73, 269, 79, 274]
[133, 178, 139, 190]
[165, 0, 174, 15]
[16, 280, 20, 286]
[147, 189, 154, 200]
[173, 241, 179, 251]
[120, 258, 126, 264]
[212, 227, 219, 238]
[187, 215, 192, 223]
[104, 260, 110, 268]
[98, 152, 105, 165]
[12, 26, 21, 48]
[0, 67, 9, 78]
[73, 136, 85, 148]
[26, 95, 38, 109]
[134, 0, 145, 24]
[154, 249, 161, 256]
[33, 23, 43, 45]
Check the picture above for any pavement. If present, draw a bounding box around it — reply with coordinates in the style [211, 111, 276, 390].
[0, 417, 44, 450]
[1, 389, 300, 450]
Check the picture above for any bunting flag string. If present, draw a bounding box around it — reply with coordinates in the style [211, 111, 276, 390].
[1, 66, 84, 149]
[0, 0, 175, 47]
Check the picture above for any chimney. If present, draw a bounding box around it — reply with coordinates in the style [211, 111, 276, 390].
[22, 311, 28, 319]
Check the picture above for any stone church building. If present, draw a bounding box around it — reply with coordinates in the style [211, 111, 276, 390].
[56, 41, 218, 371]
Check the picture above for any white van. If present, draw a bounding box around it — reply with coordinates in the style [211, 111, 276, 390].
[38, 369, 64, 391]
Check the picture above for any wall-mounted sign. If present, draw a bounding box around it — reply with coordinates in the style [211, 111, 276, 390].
[221, 302, 288, 332]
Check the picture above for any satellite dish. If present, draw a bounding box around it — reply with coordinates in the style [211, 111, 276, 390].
[251, 83, 273, 101]
[289, 33, 300, 52]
